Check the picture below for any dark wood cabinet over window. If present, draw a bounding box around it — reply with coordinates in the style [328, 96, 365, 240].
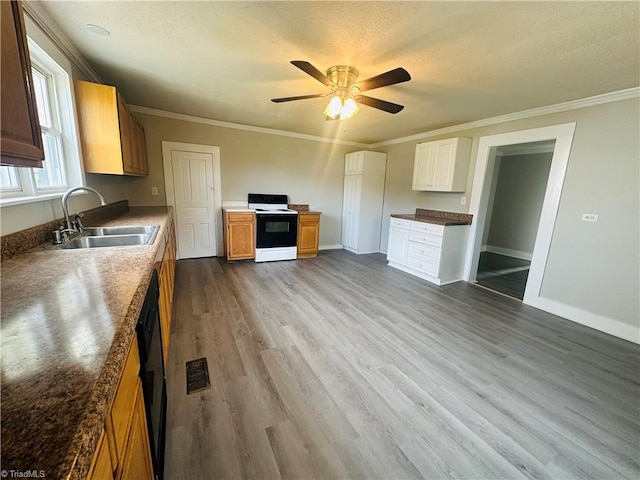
[1, 0, 45, 168]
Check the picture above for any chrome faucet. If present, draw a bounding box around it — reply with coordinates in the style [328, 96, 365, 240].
[61, 186, 107, 232]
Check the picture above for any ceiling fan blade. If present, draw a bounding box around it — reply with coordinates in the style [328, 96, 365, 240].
[271, 93, 327, 103]
[358, 95, 405, 114]
[355, 67, 411, 92]
[291, 60, 334, 86]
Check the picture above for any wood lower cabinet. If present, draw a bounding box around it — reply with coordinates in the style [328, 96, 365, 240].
[119, 390, 154, 480]
[1, 0, 45, 167]
[297, 213, 321, 258]
[74, 80, 148, 176]
[224, 211, 255, 261]
[87, 430, 113, 480]
[89, 340, 153, 480]
[159, 219, 176, 366]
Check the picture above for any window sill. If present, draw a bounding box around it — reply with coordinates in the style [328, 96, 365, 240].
[0, 191, 82, 208]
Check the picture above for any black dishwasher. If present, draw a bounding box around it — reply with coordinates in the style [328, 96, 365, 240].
[136, 270, 167, 480]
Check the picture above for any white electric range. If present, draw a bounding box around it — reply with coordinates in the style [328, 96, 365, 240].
[248, 193, 299, 262]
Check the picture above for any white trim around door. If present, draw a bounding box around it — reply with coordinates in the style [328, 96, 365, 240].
[162, 141, 224, 259]
[464, 122, 576, 304]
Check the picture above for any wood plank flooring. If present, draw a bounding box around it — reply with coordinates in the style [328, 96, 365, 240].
[164, 250, 639, 480]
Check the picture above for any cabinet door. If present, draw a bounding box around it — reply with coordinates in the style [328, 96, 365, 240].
[387, 227, 409, 265]
[431, 140, 456, 190]
[412, 143, 435, 190]
[119, 384, 154, 480]
[88, 430, 113, 480]
[0, 0, 45, 167]
[342, 175, 361, 249]
[345, 151, 364, 175]
[117, 93, 134, 174]
[136, 122, 148, 176]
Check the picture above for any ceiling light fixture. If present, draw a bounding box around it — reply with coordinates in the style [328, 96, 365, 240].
[322, 93, 360, 120]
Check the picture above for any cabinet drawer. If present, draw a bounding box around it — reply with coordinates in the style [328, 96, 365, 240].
[408, 241, 441, 262]
[407, 255, 439, 276]
[409, 231, 443, 248]
[390, 217, 411, 230]
[227, 212, 254, 223]
[300, 213, 320, 223]
[410, 221, 444, 237]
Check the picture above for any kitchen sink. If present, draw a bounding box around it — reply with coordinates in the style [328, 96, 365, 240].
[82, 225, 159, 237]
[50, 224, 160, 250]
[59, 234, 154, 249]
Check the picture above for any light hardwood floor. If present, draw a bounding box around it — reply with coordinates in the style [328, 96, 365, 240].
[164, 250, 639, 480]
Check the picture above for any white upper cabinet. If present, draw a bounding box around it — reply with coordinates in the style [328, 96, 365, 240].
[412, 137, 472, 192]
[344, 151, 364, 175]
[342, 150, 386, 254]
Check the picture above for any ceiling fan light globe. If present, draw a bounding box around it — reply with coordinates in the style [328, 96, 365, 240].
[323, 96, 343, 118]
[340, 97, 359, 119]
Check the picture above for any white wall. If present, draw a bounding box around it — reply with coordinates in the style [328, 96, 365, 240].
[133, 113, 355, 248]
[485, 152, 553, 256]
[379, 98, 639, 333]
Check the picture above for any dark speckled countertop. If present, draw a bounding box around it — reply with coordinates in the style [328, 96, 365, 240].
[391, 208, 473, 226]
[1, 206, 173, 480]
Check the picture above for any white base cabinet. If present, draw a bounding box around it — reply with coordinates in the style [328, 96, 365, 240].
[342, 151, 387, 254]
[387, 217, 469, 285]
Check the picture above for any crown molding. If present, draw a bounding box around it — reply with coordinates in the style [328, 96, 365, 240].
[22, 1, 102, 83]
[129, 105, 369, 148]
[369, 87, 640, 149]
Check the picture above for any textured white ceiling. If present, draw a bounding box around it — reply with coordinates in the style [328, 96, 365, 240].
[37, 1, 639, 144]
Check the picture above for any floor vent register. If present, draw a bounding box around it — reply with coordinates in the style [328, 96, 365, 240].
[186, 357, 211, 394]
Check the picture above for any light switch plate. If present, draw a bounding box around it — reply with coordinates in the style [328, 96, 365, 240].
[151, 187, 158, 196]
[460, 196, 467, 206]
[581, 213, 599, 222]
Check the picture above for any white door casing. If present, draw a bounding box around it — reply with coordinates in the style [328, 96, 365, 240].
[162, 141, 223, 259]
[463, 122, 576, 305]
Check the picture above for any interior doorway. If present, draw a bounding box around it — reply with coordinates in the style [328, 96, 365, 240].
[475, 141, 554, 300]
[464, 123, 576, 308]
[162, 141, 223, 259]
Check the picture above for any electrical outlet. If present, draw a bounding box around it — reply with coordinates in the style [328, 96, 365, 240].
[151, 187, 158, 196]
[460, 196, 467, 206]
[581, 213, 599, 222]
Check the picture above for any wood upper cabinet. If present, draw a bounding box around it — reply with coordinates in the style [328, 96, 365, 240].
[1, 0, 45, 167]
[74, 80, 148, 176]
[224, 211, 255, 261]
[297, 213, 320, 258]
[412, 137, 471, 192]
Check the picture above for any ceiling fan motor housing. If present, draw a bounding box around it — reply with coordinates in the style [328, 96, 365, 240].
[326, 65, 360, 97]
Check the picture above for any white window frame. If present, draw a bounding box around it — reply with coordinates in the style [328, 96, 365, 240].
[0, 24, 84, 207]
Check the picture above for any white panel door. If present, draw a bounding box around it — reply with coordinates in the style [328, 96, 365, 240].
[171, 150, 217, 258]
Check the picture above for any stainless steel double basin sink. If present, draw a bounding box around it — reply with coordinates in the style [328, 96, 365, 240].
[58, 225, 160, 249]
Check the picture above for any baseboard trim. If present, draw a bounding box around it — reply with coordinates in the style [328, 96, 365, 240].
[484, 245, 533, 261]
[525, 296, 639, 344]
[319, 244, 344, 251]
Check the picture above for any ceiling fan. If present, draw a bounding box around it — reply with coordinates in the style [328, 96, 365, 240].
[271, 60, 411, 120]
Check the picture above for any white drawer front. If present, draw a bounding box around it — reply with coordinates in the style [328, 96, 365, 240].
[408, 242, 441, 262]
[409, 231, 443, 248]
[390, 217, 411, 230]
[410, 221, 444, 237]
[407, 255, 439, 276]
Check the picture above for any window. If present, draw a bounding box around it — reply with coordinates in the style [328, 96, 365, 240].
[0, 36, 83, 206]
